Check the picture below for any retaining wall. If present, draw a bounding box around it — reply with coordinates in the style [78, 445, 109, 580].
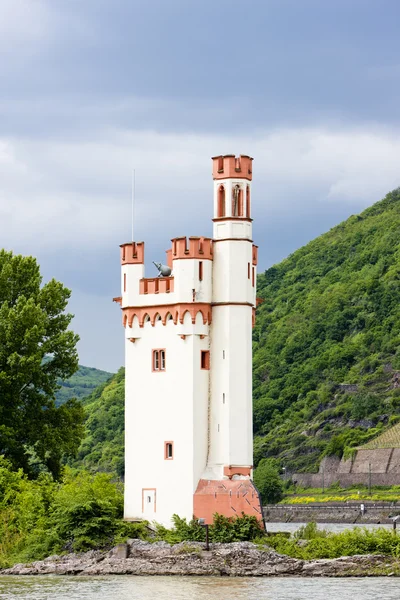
[263, 503, 397, 524]
[292, 472, 400, 488]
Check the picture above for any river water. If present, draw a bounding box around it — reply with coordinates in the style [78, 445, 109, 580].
[1, 575, 400, 600]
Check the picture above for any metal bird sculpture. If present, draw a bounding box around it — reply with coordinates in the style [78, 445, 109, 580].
[153, 261, 172, 277]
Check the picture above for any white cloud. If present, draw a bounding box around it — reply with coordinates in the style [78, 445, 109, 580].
[0, 0, 50, 47]
[1, 125, 400, 254]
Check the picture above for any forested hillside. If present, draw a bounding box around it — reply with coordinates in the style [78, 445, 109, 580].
[73, 368, 124, 476]
[253, 187, 400, 472]
[55, 365, 113, 406]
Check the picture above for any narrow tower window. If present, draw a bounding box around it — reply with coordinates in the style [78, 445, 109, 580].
[199, 261, 203, 281]
[164, 441, 174, 460]
[246, 185, 251, 217]
[252, 267, 255, 287]
[248, 263, 250, 279]
[201, 350, 210, 370]
[223, 393, 225, 404]
[218, 185, 226, 217]
[123, 273, 126, 292]
[152, 349, 166, 371]
[232, 185, 244, 216]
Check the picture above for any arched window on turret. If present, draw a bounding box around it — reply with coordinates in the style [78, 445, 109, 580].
[218, 185, 226, 217]
[232, 185, 243, 217]
[246, 185, 251, 218]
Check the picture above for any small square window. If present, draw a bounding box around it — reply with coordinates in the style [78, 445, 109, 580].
[164, 441, 174, 460]
[201, 350, 210, 370]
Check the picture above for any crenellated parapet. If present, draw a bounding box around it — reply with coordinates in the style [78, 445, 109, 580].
[139, 277, 174, 295]
[252, 244, 258, 265]
[120, 242, 145, 265]
[212, 154, 253, 181]
[171, 236, 213, 260]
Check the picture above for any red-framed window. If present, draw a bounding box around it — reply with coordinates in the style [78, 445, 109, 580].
[164, 441, 174, 460]
[201, 350, 210, 370]
[152, 349, 166, 371]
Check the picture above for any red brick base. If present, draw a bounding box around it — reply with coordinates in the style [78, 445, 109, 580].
[193, 478, 264, 526]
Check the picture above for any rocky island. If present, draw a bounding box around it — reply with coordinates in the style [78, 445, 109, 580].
[2, 540, 399, 577]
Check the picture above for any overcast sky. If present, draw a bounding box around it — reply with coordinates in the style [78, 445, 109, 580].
[2, 0, 400, 372]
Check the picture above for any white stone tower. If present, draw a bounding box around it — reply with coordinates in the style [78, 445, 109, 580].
[116, 155, 262, 526]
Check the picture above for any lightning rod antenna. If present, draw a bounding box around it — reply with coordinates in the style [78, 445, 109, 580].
[131, 169, 135, 242]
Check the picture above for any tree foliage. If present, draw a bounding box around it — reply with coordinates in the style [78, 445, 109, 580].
[72, 368, 125, 476]
[0, 251, 84, 478]
[253, 458, 284, 503]
[0, 457, 149, 566]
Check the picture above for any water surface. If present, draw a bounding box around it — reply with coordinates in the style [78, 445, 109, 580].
[1, 576, 400, 600]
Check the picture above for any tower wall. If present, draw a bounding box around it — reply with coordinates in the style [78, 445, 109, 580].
[124, 311, 210, 525]
[120, 153, 262, 527]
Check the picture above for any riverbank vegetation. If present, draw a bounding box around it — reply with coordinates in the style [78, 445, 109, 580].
[0, 458, 144, 568]
[3, 454, 400, 568]
[0, 457, 263, 568]
[264, 522, 400, 560]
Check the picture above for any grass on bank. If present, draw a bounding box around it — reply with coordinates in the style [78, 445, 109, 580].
[280, 483, 400, 504]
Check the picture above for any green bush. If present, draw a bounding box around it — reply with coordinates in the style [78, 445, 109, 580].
[265, 524, 400, 559]
[155, 513, 264, 544]
[0, 460, 150, 567]
[253, 459, 284, 504]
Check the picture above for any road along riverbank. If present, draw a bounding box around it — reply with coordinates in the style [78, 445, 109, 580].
[2, 540, 400, 577]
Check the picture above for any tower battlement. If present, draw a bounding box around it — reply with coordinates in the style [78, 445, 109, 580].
[212, 154, 253, 181]
[171, 236, 213, 260]
[120, 242, 145, 265]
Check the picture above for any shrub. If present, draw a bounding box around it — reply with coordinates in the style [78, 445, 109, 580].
[253, 459, 284, 504]
[155, 513, 264, 544]
[265, 525, 400, 559]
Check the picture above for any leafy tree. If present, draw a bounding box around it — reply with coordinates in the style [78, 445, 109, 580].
[253, 459, 284, 504]
[0, 251, 84, 478]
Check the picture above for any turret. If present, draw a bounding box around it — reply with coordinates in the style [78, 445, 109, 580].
[212, 154, 253, 241]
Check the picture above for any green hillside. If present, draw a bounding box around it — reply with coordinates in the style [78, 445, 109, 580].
[253, 187, 400, 472]
[55, 365, 113, 406]
[73, 367, 124, 476]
